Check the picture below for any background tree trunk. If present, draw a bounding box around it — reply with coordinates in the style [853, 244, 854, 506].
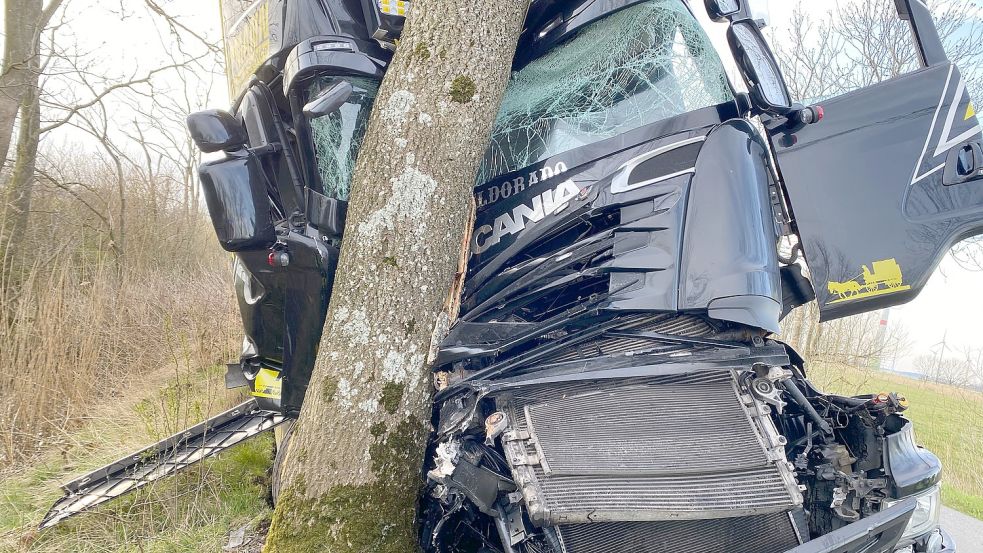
[1, 0, 62, 270]
[263, 0, 527, 551]
[0, 0, 41, 171]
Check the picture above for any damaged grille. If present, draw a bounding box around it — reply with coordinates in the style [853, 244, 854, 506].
[556, 512, 801, 553]
[497, 371, 801, 525]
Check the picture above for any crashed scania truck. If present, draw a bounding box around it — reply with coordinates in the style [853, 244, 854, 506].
[41, 0, 983, 551]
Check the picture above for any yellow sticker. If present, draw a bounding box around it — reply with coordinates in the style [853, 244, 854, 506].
[251, 368, 282, 399]
[966, 102, 976, 120]
[827, 258, 911, 304]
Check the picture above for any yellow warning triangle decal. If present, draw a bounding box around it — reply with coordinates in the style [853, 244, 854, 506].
[966, 102, 976, 120]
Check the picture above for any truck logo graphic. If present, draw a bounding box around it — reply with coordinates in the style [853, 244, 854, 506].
[827, 258, 911, 304]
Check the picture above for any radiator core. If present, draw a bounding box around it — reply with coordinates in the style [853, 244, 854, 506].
[496, 371, 801, 525]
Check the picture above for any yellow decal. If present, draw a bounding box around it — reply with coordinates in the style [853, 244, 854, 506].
[966, 102, 977, 121]
[827, 258, 911, 304]
[378, 0, 409, 16]
[252, 368, 282, 399]
[220, 0, 271, 100]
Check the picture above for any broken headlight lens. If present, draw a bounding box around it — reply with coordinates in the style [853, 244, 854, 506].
[883, 484, 942, 541]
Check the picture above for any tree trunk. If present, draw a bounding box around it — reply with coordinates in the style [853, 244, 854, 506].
[0, 0, 40, 171]
[0, 0, 43, 270]
[262, 0, 527, 551]
[2, 72, 41, 267]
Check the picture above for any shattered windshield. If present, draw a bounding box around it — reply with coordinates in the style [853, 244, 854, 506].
[477, 0, 733, 183]
[308, 76, 379, 200]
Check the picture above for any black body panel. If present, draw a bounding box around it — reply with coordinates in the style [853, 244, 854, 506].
[40, 400, 285, 530]
[883, 418, 943, 498]
[785, 499, 915, 553]
[278, 231, 338, 414]
[466, 106, 781, 332]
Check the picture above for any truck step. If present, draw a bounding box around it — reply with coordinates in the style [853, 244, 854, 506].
[40, 399, 286, 529]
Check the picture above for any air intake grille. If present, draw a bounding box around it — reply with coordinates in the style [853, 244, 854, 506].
[498, 372, 801, 525]
[556, 512, 801, 553]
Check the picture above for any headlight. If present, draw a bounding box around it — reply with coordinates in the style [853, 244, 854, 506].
[883, 484, 942, 541]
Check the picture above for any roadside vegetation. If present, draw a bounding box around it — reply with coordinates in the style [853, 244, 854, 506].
[0, 364, 274, 553]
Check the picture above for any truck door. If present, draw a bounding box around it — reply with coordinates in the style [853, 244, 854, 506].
[762, 0, 983, 320]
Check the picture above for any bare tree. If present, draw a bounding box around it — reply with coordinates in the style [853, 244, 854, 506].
[0, 0, 63, 171]
[1, 0, 221, 275]
[914, 353, 974, 387]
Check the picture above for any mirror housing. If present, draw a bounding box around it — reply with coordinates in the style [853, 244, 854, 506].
[303, 81, 354, 119]
[728, 21, 793, 114]
[187, 110, 249, 153]
[199, 155, 275, 252]
[283, 36, 384, 97]
[705, 0, 742, 21]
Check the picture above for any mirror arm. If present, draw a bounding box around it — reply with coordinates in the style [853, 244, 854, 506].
[247, 143, 282, 157]
[894, 0, 947, 67]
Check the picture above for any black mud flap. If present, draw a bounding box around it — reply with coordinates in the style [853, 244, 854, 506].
[785, 499, 915, 553]
[39, 399, 285, 530]
[765, 0, 983, 321]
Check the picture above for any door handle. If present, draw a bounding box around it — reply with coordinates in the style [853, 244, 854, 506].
[943, 141, 983, 186]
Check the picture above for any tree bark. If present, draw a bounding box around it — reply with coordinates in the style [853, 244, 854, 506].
[0, 0, 59, 174]
[263, 0, 527, 551]
[0, 0, 40, 171]
[0, 0, 44, 270]
[2, 68, 41, 267]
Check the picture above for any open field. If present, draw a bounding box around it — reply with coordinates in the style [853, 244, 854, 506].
[808, 362, 983, 519]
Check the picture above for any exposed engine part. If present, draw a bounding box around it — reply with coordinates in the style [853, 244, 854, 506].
[750, 376, 787, 414]
[428, 440, 518, 517]
[782, 378, 834, 435]
[485, 412, 508, 446]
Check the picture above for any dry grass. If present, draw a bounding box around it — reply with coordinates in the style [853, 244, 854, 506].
[0, 163, 242, 468]
[0, 176, 267, 550]
[0, 254, 239, 467]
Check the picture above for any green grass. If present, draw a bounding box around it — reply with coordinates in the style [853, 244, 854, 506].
[808, 363, 983, 519]
[0, 367, 275, 553]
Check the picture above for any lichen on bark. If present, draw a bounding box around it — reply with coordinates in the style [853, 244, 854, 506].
[448, 75, 476, 103]
[380, 382, 406, 414]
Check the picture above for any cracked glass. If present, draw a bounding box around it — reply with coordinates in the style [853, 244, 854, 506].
[477, 0, 733, 184]
[308, 76, 379, 201]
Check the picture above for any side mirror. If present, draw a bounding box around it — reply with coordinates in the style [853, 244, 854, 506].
[728, 21, 793, 114]
[705, 0, 742, 21]
[187, 110, 249, 153]
[302, 81, 353, 120]
[199, 155, 276, 252]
